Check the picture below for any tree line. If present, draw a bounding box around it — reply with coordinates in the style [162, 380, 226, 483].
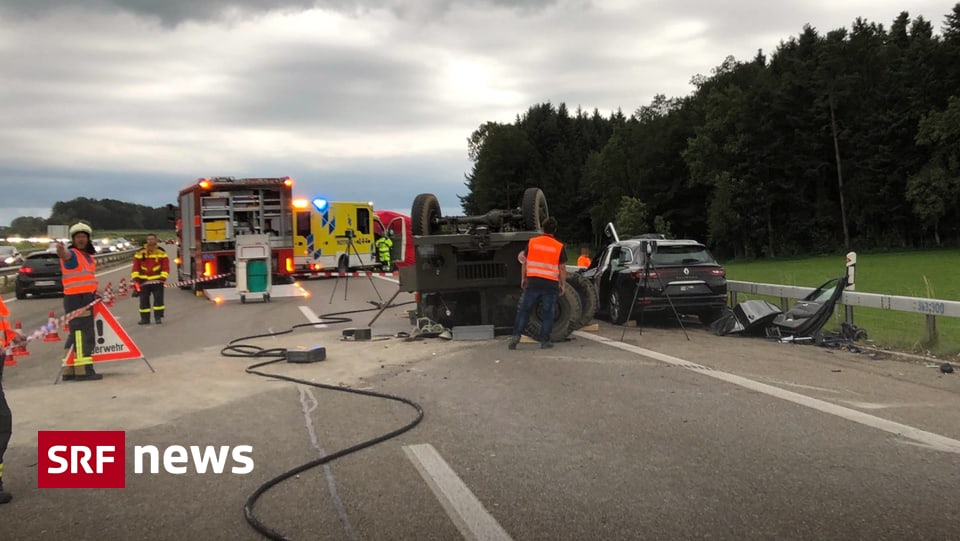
[3, 197, 174, 236]
[460, 4, 960, 260]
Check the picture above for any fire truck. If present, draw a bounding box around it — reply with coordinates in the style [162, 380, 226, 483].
[174, 177, 296, 291]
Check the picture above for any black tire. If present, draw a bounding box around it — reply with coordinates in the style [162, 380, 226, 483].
[412, 193, 442, 236]
[521, 188, 548, 231]
[338, 255, 349, 274]
[526, 285, 583, 343]
[608, 287, 630, 325]
[566, 273, 597, 328]
[15, 286, 26, 300]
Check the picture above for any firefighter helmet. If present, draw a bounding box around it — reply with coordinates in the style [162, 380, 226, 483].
[69, 222, 93, 238]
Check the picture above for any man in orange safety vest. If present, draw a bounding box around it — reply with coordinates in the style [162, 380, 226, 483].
[0, 293, 25, 503]
[508, 216, 568, 350]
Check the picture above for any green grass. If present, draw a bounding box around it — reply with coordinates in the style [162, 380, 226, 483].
[723, 249, 960, 356]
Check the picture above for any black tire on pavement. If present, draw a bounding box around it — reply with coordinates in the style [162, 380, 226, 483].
[412, 193, 442, 236]
[566, 272, 597, 329]
[526, 285, 583, 343]
[521, 188, 548, 231]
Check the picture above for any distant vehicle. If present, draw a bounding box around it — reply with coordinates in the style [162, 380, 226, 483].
[0, 245, 23, 268]
[579, 224, 727, 325]
[15, 251, 64, 299]
[291, 198, 378, 275]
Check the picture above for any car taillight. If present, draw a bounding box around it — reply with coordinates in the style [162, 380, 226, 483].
[18, 267, 32, 273]
[631, 270, 659, 280]
[709, 268, 726, 277]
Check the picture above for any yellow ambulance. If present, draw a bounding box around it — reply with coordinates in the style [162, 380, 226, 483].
[291, 197, 379, 276]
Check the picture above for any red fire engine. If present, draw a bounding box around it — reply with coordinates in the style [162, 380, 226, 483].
[175, 177, 296, 292]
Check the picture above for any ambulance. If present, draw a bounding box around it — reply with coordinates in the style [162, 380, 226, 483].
[291, 197, 380, 276]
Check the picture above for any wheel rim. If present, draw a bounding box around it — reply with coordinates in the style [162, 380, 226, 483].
[610, 292, 619, 320]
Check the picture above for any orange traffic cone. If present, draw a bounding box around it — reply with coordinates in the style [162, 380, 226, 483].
[118, 277, 128, 297]
[10, 320, 29, 357]
[43, 310, 62, 342]
[103, 282, 114, 307]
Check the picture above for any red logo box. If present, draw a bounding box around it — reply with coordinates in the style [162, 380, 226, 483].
[37, 431, 126, 488]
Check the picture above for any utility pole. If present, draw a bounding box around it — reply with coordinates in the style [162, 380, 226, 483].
[829, 93, 851, 251]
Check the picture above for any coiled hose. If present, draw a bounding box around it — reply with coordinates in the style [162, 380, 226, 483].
[220, 301, 419, 541]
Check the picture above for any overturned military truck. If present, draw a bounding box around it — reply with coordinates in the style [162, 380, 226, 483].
[397, 188, 597, 341]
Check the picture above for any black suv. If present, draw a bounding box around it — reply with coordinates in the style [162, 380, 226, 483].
[579, 230, 727, 325]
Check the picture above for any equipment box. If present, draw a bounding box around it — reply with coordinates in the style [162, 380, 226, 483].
[235, 234, 272, 303]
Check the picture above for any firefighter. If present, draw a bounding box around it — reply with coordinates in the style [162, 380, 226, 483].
[57, 222, 102, 381]
[577, 247, 592, 268]
[131, 233, 169, 325]
[375, 230, 394, 272]
[508, 216, 567, 350]
[0, 294, 24, 503]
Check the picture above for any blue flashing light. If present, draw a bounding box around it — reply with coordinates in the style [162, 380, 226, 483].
[312, 198, 328, 211]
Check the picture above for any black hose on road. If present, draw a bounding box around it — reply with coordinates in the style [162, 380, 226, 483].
[219, 302, 419, 541]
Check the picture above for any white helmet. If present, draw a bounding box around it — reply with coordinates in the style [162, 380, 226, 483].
[69, 222, 92, 238]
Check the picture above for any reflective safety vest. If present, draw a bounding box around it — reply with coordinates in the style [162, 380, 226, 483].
[376, 237, 393, 258]
[525, 235, 564, 282]
[61, 248, 98, 295]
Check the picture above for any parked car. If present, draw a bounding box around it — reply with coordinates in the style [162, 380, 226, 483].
[579, 225, 727, 325]
[0, 245, 23, 268]
[15, 251, 64, 299]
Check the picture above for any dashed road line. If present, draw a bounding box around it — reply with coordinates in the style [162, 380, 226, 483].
[403, 443, 514, 541]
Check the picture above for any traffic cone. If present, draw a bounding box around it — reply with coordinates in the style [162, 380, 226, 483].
[43, 310, 62, 342]
[10, 320, 28, 357]
[103, 282, 114, 307]
[118, 277, 128, 297]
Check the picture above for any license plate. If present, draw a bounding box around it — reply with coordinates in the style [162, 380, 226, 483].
[35, 281, 55, 286]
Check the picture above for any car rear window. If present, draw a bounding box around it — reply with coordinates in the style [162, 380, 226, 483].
[650, 245, 716, 266]
[28, 253, 59, 260]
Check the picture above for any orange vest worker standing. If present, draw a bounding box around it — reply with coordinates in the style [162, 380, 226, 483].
[509, 216, 568, 350]
[56, 222, 102, 382]
[0, 293, 21, 503]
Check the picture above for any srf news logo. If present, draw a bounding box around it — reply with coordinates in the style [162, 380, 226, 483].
[38, 431, 254, 489]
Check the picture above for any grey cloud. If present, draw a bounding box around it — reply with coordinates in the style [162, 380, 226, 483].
[211, 45, 445, 131]
[0, 0, 559, 27]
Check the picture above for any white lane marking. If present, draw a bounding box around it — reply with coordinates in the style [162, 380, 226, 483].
[2, 262, 133, 305]
[403, 443, 513, 541]
[574, 331, 960, 455]
[299, 306, 327, 329]
[299, 387, 358, 541]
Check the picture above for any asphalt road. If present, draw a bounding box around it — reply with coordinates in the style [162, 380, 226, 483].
[1, 268, 958, 540]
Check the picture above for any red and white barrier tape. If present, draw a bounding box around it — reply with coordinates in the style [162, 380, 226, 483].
[2, 273, 231, 356]
[137, 273, 231, 288]
[2, 297, 103, 356]
[294, 271, 399, 278]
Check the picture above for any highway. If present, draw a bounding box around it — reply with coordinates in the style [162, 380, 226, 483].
[1, 261, 958, 540]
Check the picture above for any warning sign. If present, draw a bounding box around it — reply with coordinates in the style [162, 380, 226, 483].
[64, 303, 144, 365]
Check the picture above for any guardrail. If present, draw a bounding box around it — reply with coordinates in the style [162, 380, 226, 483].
[0, 249, 137, 289]
[727, 280, 960, 346]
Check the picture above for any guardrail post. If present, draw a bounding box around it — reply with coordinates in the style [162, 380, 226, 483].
[780, 296, 789, 311]
[730, 291, 738, 307]
[926, 315, 938, 346]
[844, 251, 856, 325]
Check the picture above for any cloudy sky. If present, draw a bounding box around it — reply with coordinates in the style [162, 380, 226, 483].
[0, 0, 951, 226]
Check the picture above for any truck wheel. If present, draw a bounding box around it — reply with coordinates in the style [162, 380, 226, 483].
[522, 188, 548, 231]
[566, 273, 597, 328]
[412, 193, 442, 236]
[338, 255, 349, 274]
[526, 285, 582, 343]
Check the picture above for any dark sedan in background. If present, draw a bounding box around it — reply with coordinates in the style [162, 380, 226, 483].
[15, 251, 64, 299]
